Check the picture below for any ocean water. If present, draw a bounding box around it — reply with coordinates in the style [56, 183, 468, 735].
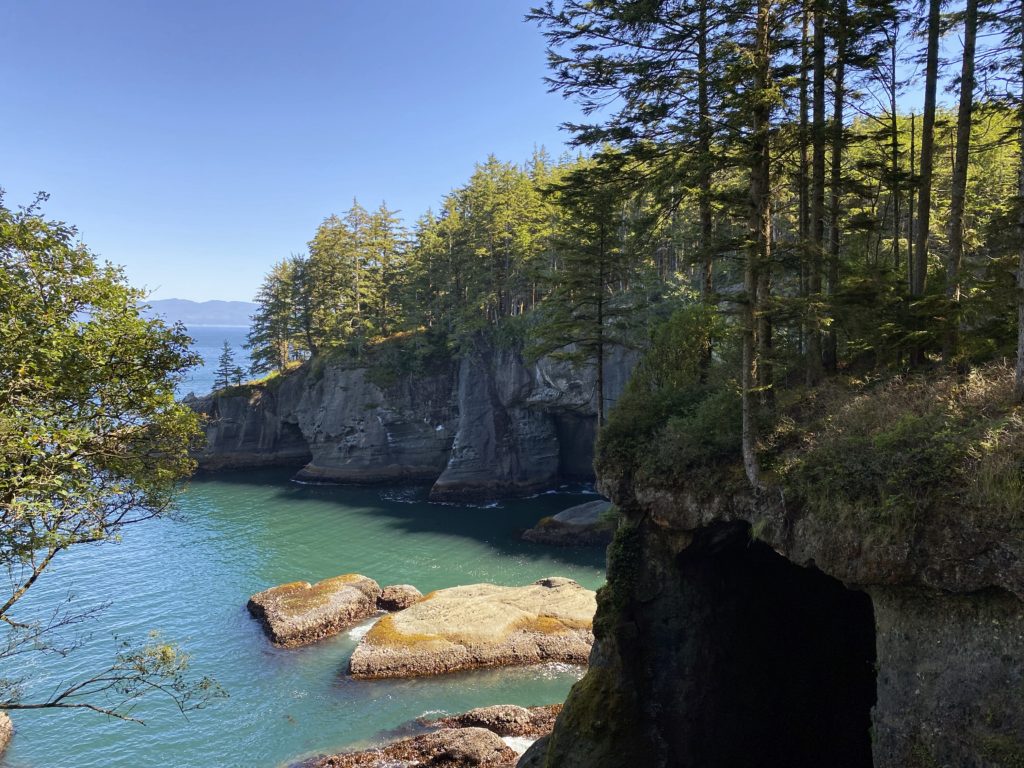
[178, 325, 251, 397]
[1, 472, 605, 768]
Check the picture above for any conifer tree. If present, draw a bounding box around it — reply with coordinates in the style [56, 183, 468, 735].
[214, 341, 236, 390]
[247, 258, 301, 373]
[530, 159, 641, 426]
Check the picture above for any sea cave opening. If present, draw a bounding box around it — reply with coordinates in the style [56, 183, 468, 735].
[651, 523, 877, 768]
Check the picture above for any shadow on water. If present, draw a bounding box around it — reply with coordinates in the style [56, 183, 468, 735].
[186, 467, 608, 571]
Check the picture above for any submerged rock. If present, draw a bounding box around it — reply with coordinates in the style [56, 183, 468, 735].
[311, 727, 517, 768]
[521, 500, 617, 547]
[349, 578, 595, 678]
[377, 584, 423, 611]
[247, 574, 381, 647]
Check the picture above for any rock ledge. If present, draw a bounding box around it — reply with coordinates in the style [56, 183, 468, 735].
[247, 574, 381, 647]
[349, 578, 595, 678]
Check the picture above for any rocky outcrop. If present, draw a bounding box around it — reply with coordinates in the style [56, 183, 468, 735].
[377, 584, 422, 611]
[191, 344, 636, 500]
[422, 704, 562, 739]
[349, 578, 596, 679]
[310, 727, 517, 768]
[521, 500, 616, 547]
[302, 705, 562, 768]
[192, 363, 458, 482]
[186, 376, 312, 470]
[247, 574, 381, 647]
[429, 348, 562, 501]
[0, 712, 12, 757]
[526, 481, 1024, 768]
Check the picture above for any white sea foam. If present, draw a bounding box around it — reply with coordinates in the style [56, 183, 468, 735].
[348, 615, 382, 641]
[503, 736, 537, 755]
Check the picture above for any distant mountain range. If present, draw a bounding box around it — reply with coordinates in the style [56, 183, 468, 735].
[141, 299, 257, 327]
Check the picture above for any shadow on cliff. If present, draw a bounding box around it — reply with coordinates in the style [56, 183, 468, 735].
[190, 468, 608, 571]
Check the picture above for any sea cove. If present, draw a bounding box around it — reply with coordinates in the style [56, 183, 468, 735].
[2, 472, 604, 768]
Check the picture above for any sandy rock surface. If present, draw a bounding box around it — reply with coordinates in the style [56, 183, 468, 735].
[248, 574, 381, 647]
[349, 577, 595, 678]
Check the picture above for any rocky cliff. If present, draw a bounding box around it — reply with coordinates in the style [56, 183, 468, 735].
[522, 460, 1024, 768]
[189, 344, 635, 499]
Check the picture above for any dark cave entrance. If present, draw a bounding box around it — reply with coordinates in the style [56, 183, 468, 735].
[649, 524, 877, 768]
[553, 412, 597, 480]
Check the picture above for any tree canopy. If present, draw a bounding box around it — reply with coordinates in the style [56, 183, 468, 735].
[0, 193, 222, 722]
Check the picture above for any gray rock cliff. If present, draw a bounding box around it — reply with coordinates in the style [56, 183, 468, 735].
[190, 344, 636, 499]
[524, 483, 1023, 768]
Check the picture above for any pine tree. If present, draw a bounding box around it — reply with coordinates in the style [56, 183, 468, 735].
[214, 341, 236, 390]
[946, 0, 980, 360]
[247, 258, 301, 374]
[530, 159, 641, 426]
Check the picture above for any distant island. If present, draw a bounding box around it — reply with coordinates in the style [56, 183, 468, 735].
[142, 298, 257, 327]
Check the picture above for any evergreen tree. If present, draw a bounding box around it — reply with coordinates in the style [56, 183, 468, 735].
[214, 341, 236, 390]
[530, 159, 642, 426]
[247, 258, 301, 373]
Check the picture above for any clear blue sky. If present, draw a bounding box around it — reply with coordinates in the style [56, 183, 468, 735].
[0, 1, 582, 302]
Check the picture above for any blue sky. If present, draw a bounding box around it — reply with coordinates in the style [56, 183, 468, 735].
[0, 1, 582, 302]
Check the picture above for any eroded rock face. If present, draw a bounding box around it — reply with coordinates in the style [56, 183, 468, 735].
[186, 378, 312, 470]
[247, 574, 381, 647]
[192, 344, 637, 500]
[377, 584, 422, 611]
[870, 586, 1024, 768]
[349, 578, 596, 678]
[312, 727, 517, 768]
[527, 480, 1024, 768]
[293, 366, 458, 484]
[428, 348, 561, 501]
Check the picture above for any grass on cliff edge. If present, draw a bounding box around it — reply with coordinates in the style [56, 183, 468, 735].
[599, 348, 1023, 532]
[212, 360, 303, 397]
[780, 363, 1023, 530]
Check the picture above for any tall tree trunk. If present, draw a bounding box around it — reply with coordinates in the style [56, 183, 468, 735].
[946, 0, 978, 362]
[914, 0, 940, 300]
[799, 0, 811, 357]
[743, 0, 773, 490]
[825, 0, 847, 371]
[597, 234, 607, 426]
[808, 0, 827, 384]
[909, 112, 916, 292]
[698, 0, 715, 374]
[890, 23, 901, 273]
[1017, 0, 1024, 401]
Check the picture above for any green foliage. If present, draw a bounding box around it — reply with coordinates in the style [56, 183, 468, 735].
[246, 257, 308, 374]
[250, 151, 679, 381]
[0, 193, 220, 722]
[597, 304, 732, 488]
[362, 328, 454, 389]
[783, 366, 1024, 529]
[214, 341, 238, 391]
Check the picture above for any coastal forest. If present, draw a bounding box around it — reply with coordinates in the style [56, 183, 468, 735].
[2, 0, 1023, 766]
[246, 0, 1024, 502]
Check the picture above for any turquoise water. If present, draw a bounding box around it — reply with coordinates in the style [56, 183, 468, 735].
[2, 471, 605, 768]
